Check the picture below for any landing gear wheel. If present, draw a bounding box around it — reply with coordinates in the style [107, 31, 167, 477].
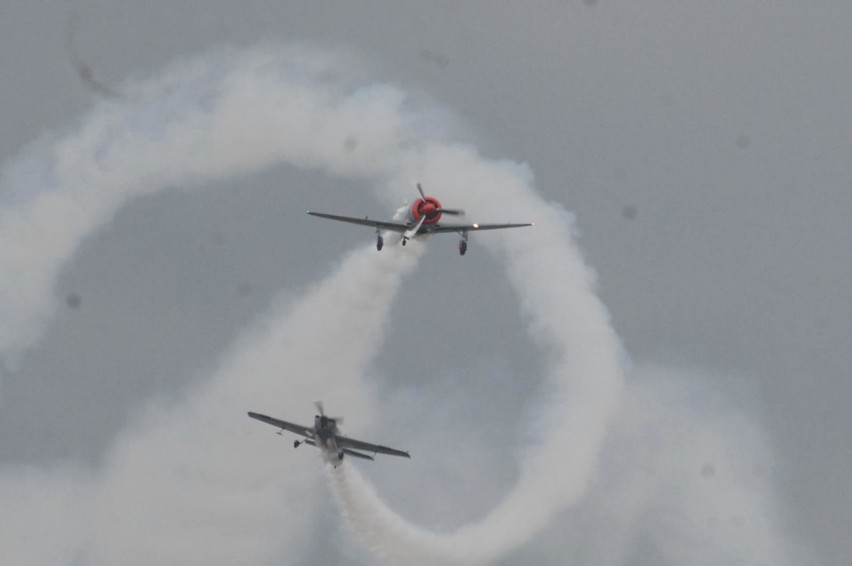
[376, 236, 384, 251]
[459, 240, 468, 256]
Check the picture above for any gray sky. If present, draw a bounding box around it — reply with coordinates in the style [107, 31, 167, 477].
[1, 1, 850, 564]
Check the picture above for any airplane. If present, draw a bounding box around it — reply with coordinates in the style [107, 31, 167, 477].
[307, 184, 533, 255]
[247, 402, 410, 465]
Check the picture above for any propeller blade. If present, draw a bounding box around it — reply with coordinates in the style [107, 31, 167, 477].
[314, 401, 344, 425]
[437, 208, 465, 216]
[416, 183, 426, 199]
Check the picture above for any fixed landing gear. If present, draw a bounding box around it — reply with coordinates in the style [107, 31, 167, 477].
[376, 227, 384, 251]
[293, 440, 302, 448]
[459, 231, 469, 256]
[337, 451, 345, 461]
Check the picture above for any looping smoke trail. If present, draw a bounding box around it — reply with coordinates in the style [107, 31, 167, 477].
[331, 465, 461, 566]
[0, 45, 416, 367]
[0, 38, 628, 559]
[0, 45, 427, 564]
[0, 45, 799, 565]
[326, 143, 627, 564]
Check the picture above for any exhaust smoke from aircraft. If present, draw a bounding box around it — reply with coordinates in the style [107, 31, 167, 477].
[0, 46, 801, 564]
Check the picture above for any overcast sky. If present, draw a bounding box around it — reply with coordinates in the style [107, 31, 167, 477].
[1, 2, 850, 565]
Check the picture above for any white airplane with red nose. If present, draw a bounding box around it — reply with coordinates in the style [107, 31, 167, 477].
[307, 184, 533, 255]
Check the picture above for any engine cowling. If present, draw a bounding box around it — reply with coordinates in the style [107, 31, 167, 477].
[410, 196, 443, 225]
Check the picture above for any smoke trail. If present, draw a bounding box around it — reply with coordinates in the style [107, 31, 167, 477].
[1, 43, 627, 560]
[0, 45, 416, 366]
[85, 243, 423, 565]
[331, 465, 455, 566]
[334, 147, 802, 563]
[0, 242, 423, 565]
[0, 45, 427, 564]
[0, 45, 799, 564]
[320, 144, 627, 564]
[331, 365, 805, 566]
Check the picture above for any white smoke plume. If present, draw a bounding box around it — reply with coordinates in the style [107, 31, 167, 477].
[0, 46, 416, 364]
[87, 244, 422, 565]
[0, 45, 425, 565]
[0, 242, 422, 565]
[330, 364, 808, 566]
[0, 45, 800, 565]
[319, 144, 627, 565]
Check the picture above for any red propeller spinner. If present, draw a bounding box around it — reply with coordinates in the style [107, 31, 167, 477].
[409, 183, 465, 224]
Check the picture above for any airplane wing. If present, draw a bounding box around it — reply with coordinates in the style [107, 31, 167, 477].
[248, 412, 313, 438]
[335, 434, 411, 458]
[424, 222, 534, 233]
[340, 448, 375, 461]
[307, 212, 412, 233]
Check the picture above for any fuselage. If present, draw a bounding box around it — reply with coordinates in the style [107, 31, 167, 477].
[314, 415, 337, 443]
[313, 415, 339, 452]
